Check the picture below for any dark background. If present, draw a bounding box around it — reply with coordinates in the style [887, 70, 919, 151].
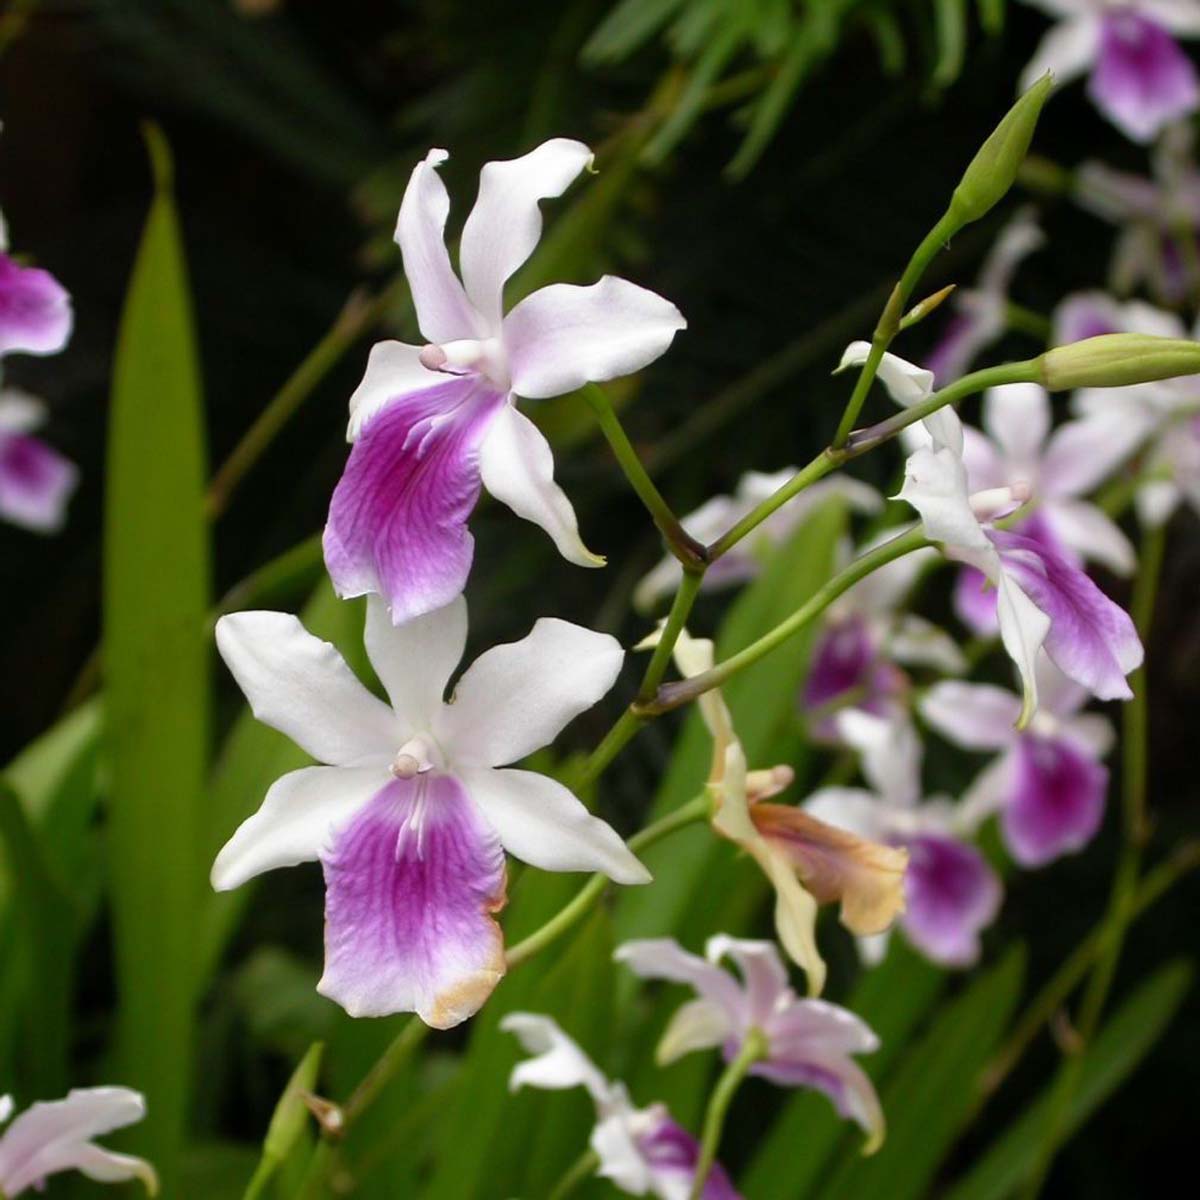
[1, 1, 1195, 1193]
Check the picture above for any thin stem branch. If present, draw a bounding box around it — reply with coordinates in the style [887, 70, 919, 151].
[688, 1028, 768, 1200]
[547, 1148, 601, 1200]
[638, 569, 705, 700]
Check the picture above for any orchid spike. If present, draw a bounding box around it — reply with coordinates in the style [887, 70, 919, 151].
[324, 139, 686, 624]
[211, 596, 648, 1028]
[615, 935, 886, 1154]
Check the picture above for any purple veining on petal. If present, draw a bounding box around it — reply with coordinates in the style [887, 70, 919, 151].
[752, 1053, 850, 1111]
[990, 527, 1142, 700]
[323, 378, 505, 625]
[901, 834, 1001, 968]
[0, 254, 72, 357]
[0, 432, 78, 533]
[638, 1115, 741, 1200]
[1089, 11, 1200, 144]
[1002, 734, 1107, 867]
[803, 616, 907, 740]
[319, 773, 506, 1027]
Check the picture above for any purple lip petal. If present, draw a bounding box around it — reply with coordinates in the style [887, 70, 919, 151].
[804, 617, 907, 740]
[323, 378, 505, 625]
[1089, 12, 1200, 143]
[1003, 734, 1108, 867]
[638, 1116, 742, 1200]
[953, 562, 1000, 636]
[901, 834, 1002, 968]
[0, 432, 77, 533]
[990, 528, 1142, 701]
[319, 774, 507, 1027]
[0, 254, 72, 357]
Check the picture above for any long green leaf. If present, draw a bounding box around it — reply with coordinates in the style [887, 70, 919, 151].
[104, 125, 210, 1189]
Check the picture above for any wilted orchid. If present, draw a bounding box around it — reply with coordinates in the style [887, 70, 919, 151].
[1019, 0, 1200, 143]
[806, 710, 1003, 968]
[615, 935, 886, 1153]
[0, 1089, 157, 1197]
[211, 596, 648, 1028]
[502, 1013, 739, 1199]
[634, 469, 881, 610]
[641, 627, 908, 995]
[898, 428, 1143, 721]
[324, 138, 686, 624]
[0, 388, 77, 532]
[922, 660, 1114, 867]
[923, 208, 1045, 386]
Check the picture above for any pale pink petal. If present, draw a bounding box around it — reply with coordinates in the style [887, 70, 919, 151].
[614, 939, 744, 1021]
[1052, 291, 1124, 345]
[920, 681, 1021, 750]
[459, 138, 592, 328]
[0, 254, 72, 357]
[319, 773, 506, 1026]
[1041, 410, 1155, 497]
[435, 618, 622, 766]
[961, 426, 1007, 493]
[503, 276, 685, 399]
[705, 935, 789, 1027]
[1042, 498, 1136, 576]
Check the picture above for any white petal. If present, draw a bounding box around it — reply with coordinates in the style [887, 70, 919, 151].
[0, 1097, 12, 1126]
[1042, 499, 1136, 576]
[920, 681, 1021, 749]
[395, 148, 483, 344]
[503, 276, 685, 399]
[459, 138, 593, 329]
[888, 614, 967, 674]
[346, 340, 446, 441]
[705, 934, 792, 1022]
[958, 753, 1016, 832]
[436, 619, 623, 766]
[835, 710, 924, 809]
[1136, 478, 1181, 527]
[592, 1109, 654, 1194]
[71, 1145, 158, 1192]
[1062, 712, 1116, 758]
[803, 787, 888, 840]
[839, 342, 958, 451]
[501, 1012, 614, 1106]
[995, 570, 1052, 726]
[1019, 16, 1099, 93]
[364, 594, 467, 735]
[983, 382, 1050, 469]
[478, 403, 604, 567]
[0, 388, 46, 435]
[215, 612, 401, 767]
[655, 998, 733, 1065]
[897, 446, 991, 552]
[614, 938, 745, 1019]
[459, 765, 649, 884]
[210, 764, 387, 890]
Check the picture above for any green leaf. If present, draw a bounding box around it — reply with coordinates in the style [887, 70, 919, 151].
[944, 960, 1193, 1200]
[103, 124, 210, 1190]
[581, 0, 688, 63]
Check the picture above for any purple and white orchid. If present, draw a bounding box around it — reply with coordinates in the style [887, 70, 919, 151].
[324, 139, 686, 625]
[805, 710, 1003, 969]
[922, 660, 1114, 866]
[634, 469, 881, 610]
[1019, 0, 1200, 143]
[923, 208, 1045, 386]
[211, 596, 649, 1028]
[503, 1013, 740, 1199]
[615, 935, 886, 1153]
[0, 242, 72, 360]
[0, 1088, 157, 1197]
[0, 388, 77, 532]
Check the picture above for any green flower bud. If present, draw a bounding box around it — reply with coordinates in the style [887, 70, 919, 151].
[949, 74, 1053, 229]
[1039, 334, 1200, 390]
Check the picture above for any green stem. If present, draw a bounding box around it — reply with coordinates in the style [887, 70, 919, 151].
[1020, 523, 1165, 1198]
[638, 569, 705, 700]
[831, 209, 959, 448]
[583, 383, 706, 566]
[342, 1015, 429, 1128]
[640, 526, 932, 716]
[688, 1027, 768, 1200]
[547, 1148, 601, 1200]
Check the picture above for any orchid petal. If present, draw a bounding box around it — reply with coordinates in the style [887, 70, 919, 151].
[0, 431, 78, 533]
[0, 254, 72, 357]
[754, 1054, 885, 1154]
[614, 939, 744, 1020]
[1043, 498, 1136, 576]
[994, 566, 1052, 724]
[888, 614, 968, 674]
[656, 998, 734, 1066]
[638, 1117, 743, 1200]
[705, 935, 790, 1026]
[591, 1111, 655, 1195]
[920, 681, 1022, 750]
[459, 138, 592, 329]
[1040, 411, 1152, 498]
[211, 764, 388, 891]
[1020, 16, 1099, 93]
[436, 618, 622, 766]
[501, 1012, 613, 1105]
[478, 402, 604, 567]
[961, 425, 1008, 493]
[458, 765, 649, 885]
[503, 275, 685, 399]
[346, 341, 445, 441]
[835, 710, 924, 809]
[983, 382, 1050, 468]
[1052, 291, 1125, 344]
[215, 612, 399, 766]
[897, 445, 991, 552]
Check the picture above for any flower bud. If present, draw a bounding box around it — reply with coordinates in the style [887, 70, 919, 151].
[1039, 334, 1200, 391]
[948, 74, 1053, 229]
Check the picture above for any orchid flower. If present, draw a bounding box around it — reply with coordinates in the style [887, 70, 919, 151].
[324, 139, 686, 624]
[634, 468, 882, 611]
[615, 935, 886, 1154]
[639, 627, 907, 996]
[806, 710, 1003, 968]
[1019, 0, 1200, 143]
[804, 535, 965, 740]
[0, 1089, 157, 1197]
[0, 388, 77, 532]
[922, 659, 1113, 867]
[502, 1013, 740, 1199]
[0, 231, 72, 360]
[923, 208, 1045, 386]
[211, 596, 649, 1028]
[897, 429, 1143, 721]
